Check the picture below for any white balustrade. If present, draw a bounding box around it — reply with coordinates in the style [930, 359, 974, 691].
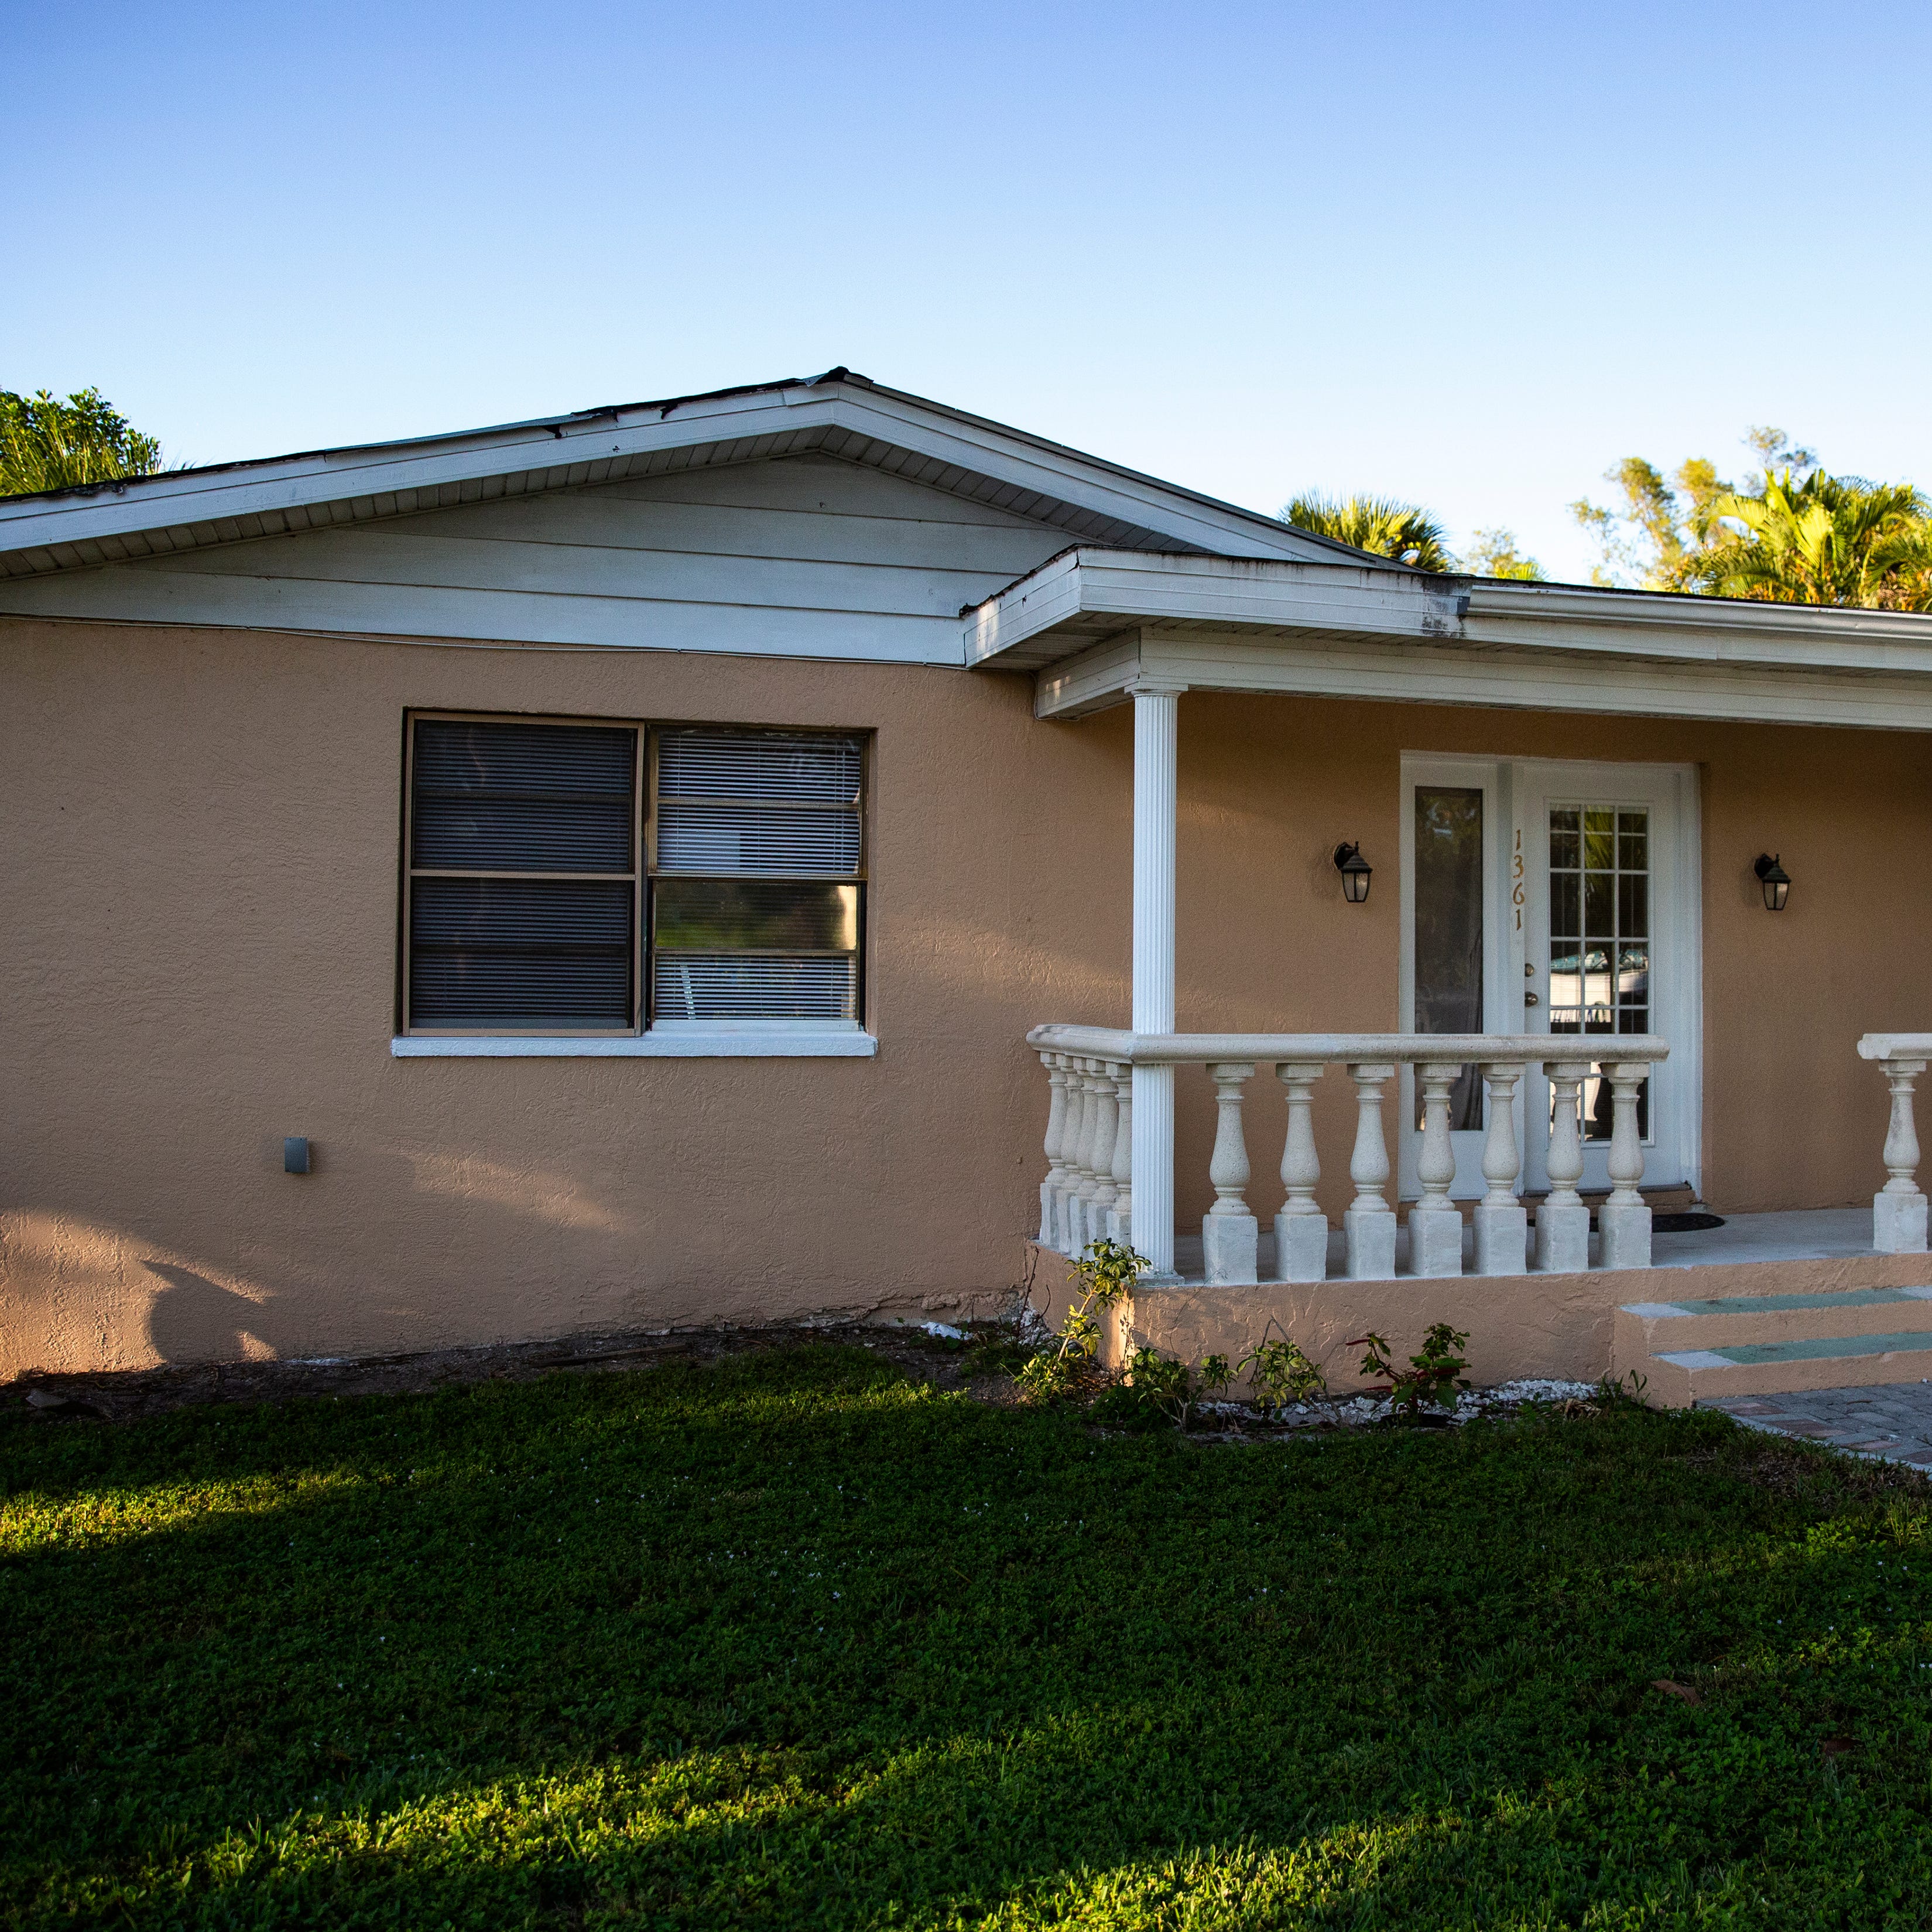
[1409, 1060, 1464, 1277]
[1598, 1063, 1653, 1269]
[1107, 1064, 1133, 1244]
[1087, 1065, 1121, 1242]
[1026, 1026, 1670, 1284]
[1536, 1059, 1592, 1275]
[1039, 1053, 1068, 1246]
[1203, 1061, 1258, 1284]
[1474, 1063, 1529, 1275]
[1344, 1062, 1399, 1280]
[1274, 1061, 1327, 1283]
[1858, 1035, 1932, 1254]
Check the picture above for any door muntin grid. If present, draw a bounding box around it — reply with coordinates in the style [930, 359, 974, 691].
[1547, 803, 1650, 1142]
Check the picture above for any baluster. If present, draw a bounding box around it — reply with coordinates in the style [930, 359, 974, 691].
[1409, 1060, 1464, 1277]
[1874, 1055, 1930, 1253]
[1536, 1059, 1593, 1273]
[1474, 1062, 1528, 1275]
[1273, 1061, 1328, 1283]
[1038, 1053, 1068, 1247]
[1071, 1061, 1105, 1256]
[1598, 1061, 1653, 1268]
[1343, 1061, 1397, 1279]
[1203, 1061, 1259, 1284]
[1107, 1063, 1134, 1245]
[1057, 1061, 1092, 1255]
[1087, 1065, 1121, 1239]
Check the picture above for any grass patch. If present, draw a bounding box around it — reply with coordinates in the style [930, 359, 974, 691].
[4, 1344, 1931, 1927]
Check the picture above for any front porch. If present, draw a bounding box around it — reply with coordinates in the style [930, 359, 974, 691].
[1025, 1026, 1932, 1407]
[974, 546, 1932, 1409]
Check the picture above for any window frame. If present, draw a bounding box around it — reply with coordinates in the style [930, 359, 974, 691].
[398, 710, 869, 1040]
[643, 725, 869, 1032]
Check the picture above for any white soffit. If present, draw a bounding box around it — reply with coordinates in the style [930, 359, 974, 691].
[976, 549, 1932, 732]
[0, 371, 1346, 585]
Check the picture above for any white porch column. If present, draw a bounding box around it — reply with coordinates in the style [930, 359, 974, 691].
[1129, 680, 1185, 1277]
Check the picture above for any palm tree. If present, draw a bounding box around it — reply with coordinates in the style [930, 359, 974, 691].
[1, 388, 164, 496]
[1693, 471, 1930, 609]
[1279, 491, 1454, 571]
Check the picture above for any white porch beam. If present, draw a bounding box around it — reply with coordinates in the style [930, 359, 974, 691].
[1129, 678, 1186, 1277]
[1033, 622, 1932, 734]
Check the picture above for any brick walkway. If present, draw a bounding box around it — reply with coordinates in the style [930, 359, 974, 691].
[1704, 1382, 1932, 1470]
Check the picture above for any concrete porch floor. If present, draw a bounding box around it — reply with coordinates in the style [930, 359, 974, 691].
[1167, 1207, 1882, 1284]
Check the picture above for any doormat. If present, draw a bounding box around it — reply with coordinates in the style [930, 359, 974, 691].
[1651, 1211, 1726, 1234]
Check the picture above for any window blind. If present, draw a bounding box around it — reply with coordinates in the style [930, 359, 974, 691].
[651, 731, 865, 1023]
[407, 719, 638, 1032]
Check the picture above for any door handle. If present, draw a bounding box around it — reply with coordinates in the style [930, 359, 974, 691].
[1524, 992, 1540, 1006]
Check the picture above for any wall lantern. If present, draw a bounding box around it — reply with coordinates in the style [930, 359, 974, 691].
[1753, 852, 1791, 913]
[1332, 841, 1373, 905]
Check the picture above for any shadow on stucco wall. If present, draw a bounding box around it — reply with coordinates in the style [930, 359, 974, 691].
[141, 1262, 288, 1365]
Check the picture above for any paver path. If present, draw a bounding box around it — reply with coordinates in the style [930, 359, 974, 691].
[1705, 1381, 1932, 1469]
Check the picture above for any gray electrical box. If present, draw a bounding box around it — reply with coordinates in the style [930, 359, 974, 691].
[284, 1137, 311, 1174]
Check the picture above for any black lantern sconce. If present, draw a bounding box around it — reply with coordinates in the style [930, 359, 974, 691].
[1332, 842, 1373, 905]
[1753, 852, 1791, 912]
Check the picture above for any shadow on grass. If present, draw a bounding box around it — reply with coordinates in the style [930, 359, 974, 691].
[4, 1345, 1931, 1927]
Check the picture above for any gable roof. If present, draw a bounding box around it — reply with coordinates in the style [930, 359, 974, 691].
[0, 368, 1358, 582]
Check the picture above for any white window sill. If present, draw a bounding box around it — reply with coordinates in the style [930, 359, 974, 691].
[392, 1028, 876, 1059]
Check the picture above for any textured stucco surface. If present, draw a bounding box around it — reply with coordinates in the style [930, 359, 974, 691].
[4, 616, 1928, 1377]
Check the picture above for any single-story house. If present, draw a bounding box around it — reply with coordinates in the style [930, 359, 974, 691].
[5, 369, 1931, 1403]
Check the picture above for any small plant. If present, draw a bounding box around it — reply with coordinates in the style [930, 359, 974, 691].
[1236, 1326, 1328, 1416]
[1349, 1324, 1471, 1414]
[1101, 1345, 1232, 1431]
[1015, 1238, 1147, 1403]
[1594, 1367, 1649, 1408]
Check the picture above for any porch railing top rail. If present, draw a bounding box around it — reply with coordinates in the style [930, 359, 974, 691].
[1026, 1023, 1670, 1066]
[1859, 1034, 1932, 1063]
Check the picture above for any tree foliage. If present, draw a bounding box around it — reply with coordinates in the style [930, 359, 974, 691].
[1571, 427, 1930, 610]
[0, 387, 164, 497]
[1279, 491, 1454, 571]
[1459, 527, 1545, 581]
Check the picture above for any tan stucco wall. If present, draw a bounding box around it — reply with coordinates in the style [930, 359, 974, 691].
[4, 618, 1927, 1377]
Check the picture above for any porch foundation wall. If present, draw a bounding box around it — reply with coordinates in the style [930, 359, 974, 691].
[1029, 1248, 1932, 1400]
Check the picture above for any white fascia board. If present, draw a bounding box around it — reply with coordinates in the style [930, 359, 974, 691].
[821, 391, 1333, 564]
[0, 379, 1335, 580]
[1464, 579, 1932, 678]
[971, 548, 1457, 666]
[0, 387, 824, 563]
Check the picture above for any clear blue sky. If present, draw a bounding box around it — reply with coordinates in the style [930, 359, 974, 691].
[7, 0, 1928, 582]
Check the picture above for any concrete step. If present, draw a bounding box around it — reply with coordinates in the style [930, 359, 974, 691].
[1620, 1283, 1932, 1406]
[1641, 1330, 1932, 1406]
[1618, 1285, 1932, 1355]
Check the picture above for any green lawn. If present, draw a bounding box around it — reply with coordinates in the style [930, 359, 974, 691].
[4, 1344, 1931, 1929]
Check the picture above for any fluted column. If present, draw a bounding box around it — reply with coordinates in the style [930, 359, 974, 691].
[1408, 1061, 1464, 1276]
[1038, 1053, 1068, 1246]
[1203, 1061, 1259, 1284]
[1875, 1056, 1930, 1253]
[1344, 1061, 1397, 1279]
[1474, 1063, 1528, 1275]
[1537, 1059, 1593, 1273]
[1273, 1061, 1328, 1283]
[1598, 1062, 1653, 1268]
[1129, 679, 1185, 1278]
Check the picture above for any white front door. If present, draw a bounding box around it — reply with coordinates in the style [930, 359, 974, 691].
[1399, 755, 1700, 1200]
[1515, 760, 1699, 1194]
